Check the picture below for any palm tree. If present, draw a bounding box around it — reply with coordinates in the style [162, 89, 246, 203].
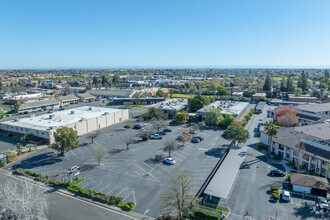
[264, 121, 277, 155]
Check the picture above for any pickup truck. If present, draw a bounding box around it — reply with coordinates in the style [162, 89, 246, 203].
[149, 134, 163, 139]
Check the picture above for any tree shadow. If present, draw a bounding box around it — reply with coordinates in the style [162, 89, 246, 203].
[10, 152, 63, 170]
[108, 148, 124, 154]
[204, 148, 223, 158]
[292, 202, 329, 219]
[78, 164, 96, 172]
[144, 154, 165, 164]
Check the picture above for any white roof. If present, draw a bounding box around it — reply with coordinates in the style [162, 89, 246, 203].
[0, 106, 123, 132]
[197, 101, 248, 116]
[147, 98, 188, 111]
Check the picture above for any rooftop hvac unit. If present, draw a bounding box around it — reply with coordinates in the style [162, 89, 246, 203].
[71, 111, 74, 114]
[89, 107, 93, 110]
[14, 118, 19, 122]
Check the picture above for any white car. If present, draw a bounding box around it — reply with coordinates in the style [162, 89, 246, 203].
[164, 158, 176, 165]
[142, 123, 147, 126]
[317, 197, 329, 210]
[281, 190, 291, 202]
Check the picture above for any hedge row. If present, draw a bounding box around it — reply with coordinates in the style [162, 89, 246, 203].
[194, 207, 221, 220]
[14, 168, 135, 211]
[242, 108, 255, 126]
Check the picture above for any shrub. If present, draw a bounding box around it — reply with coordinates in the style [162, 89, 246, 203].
[244, 115, 251, 121]
[0, 161, 6, 167]
[242, 120, 247, 126]
[257, 144, 267, 151]
[71, 177, 84, 184]
[286, 173, 291, 181]
[118, 201, 135, 210]
[142, 136, 149, 141]
[194, 207, 220, 220]
[248, 112, 253, 117]
[250, 109, 255, 114]
[272, 191, 280, 200]
[270, 185, 279, 191]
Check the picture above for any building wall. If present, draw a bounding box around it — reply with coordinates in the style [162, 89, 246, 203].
[260, 132, 269, 145]
[292, 185, 311, 194]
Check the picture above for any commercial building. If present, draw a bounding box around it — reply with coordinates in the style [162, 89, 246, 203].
[260, 123, 330, 178]
[197, 101, 249, 119]
[252, 93, 266, 102]
[17, 99, 61, 113]
[0, 106, 129, 144]
[147, 98, 188, 119]
[77, 93, 96, 102]
[56, 94, 79, 106]
[89, 89, 135, 99]
[288, 94, 318, 103]
[255, 101, 266, 114]
[8, 93, 55, 104]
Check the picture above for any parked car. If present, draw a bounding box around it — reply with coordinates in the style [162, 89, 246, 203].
[269, 170, 285, 177]
[150, 134, 163, 139]
[191, 138, 200, 143]
[317, 197, 329, 210]
[159, 131, 166, 135]
[163, 128, 172, 132]
[141, 123, 147, 126]
[189, 130, 197, 134]
[281, 190, 291, 202]
[177, 135, 184, 140]
[123, 125, 131, 128]
[133, 124, 142, 129]
[23, 111, 28, 114]
[164, 157, 176, 165]
[194, 136, 204, 141]
[141, 128, 146, 132]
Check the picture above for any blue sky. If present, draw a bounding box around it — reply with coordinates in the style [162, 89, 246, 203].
[0, 0, 329, 69]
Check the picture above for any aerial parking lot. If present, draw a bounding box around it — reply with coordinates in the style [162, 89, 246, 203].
[6, 120, 230, 217]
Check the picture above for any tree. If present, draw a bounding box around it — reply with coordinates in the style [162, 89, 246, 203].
[14, 104, 20, 113]
[25, 144, 35, 152]
[16, 143, 22, 155]
[220, 114, 235, 128]
[294, 88, 302, 96]
[325, 69, 329, 79]
[217, 88, 228, 96]
[263, 75, 272, 92]
[280, 77, 286, 92]
[132, 92, 141, 104]
[299, 70, 308, 92]
[49, 127, 79, 156]
[156, 90, 168, 98]
[152, 120, 168, 133]
[0, 179, 49, 220]
[2, 150, 14, 163]
[112, 74, 120, 85]
[177, 129, 191, 147]
[92, 76, 98, 85]
[222, 125, 250, 146]
[188, 95, 211, 112]
[88, 131, 99, 144]
[123, 134, 134, 150]
[264, 121, 277, 155]
[161, 169, 200, 219]
[146, 107, 161, 120]
[174, 111, 189, 124]
[286, 76, 294, 92]
[21, 133, 34, 143]
[92, 145, 108, 166]
[163, 139, 177, 157]
[101, 75, 109, 86]
[204, 108, 223, 127]
[277, 114, 299, 127]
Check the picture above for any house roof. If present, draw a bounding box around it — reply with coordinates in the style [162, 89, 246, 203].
[78, 93, 95, 99]
[291, 173, 329, 191]
[20, 99, 60, 110]
[89, 90, 134, 97]
[56, 94, 79, 102]
[295, 103, 330, 113]
[255, 101, 266, 110]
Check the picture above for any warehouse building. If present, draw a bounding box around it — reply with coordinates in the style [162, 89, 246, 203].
[197, 101, 249, 119]
[0, 106, 129, 144]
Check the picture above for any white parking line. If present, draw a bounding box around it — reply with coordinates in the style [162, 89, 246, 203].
[136, 165, 161, 183]
[80, 180, 97, 188]
[98, 184, 111, 193]
[76, 148, 85, 155]
[107, 186, 119, 195]
[69, 150, 79, 159]
[116, 187, 127, 196]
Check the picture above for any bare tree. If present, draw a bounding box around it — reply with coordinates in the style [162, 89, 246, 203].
[198, 121, 206, 131]
[25, 144, 35, 152]
[92, 145, 108, 166]
[161, 169, 200, 220]
[152, 120, 168, 133]
[0, 179, 48, 220]
[88, 131, 99, 144]
[177, 129, 192, 147]
[190, 124, 200, 137]
[123, 134, 134, 150]
[277, 114, 299, 127]
[163, 139, 178, 157]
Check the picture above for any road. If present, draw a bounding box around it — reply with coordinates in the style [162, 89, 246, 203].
[0, 170, 139, 220]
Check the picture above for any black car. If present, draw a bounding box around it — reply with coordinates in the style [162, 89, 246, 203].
[269, 170, 285, 177]
[163, 128, 172, 132]
[194, 136, 204, 141]
[159, 131, 166, 135]
[133, 124, 142, 129]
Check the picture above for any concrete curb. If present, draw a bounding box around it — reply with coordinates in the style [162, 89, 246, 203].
[0, 168, 154, 220]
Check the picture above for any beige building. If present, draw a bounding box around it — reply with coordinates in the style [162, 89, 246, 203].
[0, 106, 129, 144]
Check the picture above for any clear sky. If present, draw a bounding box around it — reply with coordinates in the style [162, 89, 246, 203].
[0, 0, 329, 69]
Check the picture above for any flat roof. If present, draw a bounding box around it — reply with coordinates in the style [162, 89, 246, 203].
[294, 103, 330, 113]
[255, 101, 266, 110]
[147, 98, 188, 111]
[197, 101, 248, 116]
[0, 106, 124, 132]
[204, 146, 247, 199]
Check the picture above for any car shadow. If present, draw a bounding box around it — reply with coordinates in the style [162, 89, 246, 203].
[144, 154, 165, 164]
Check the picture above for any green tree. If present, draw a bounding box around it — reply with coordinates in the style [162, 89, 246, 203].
[112, 74, 120, 84]
[280, 77, 286, 92]
[286, 76, 294, 93]
[264, 121, 277, 155]
[325, 69, 329, 79]
[16, 143, 23, 155]
[49, 127, 79, 156]
[175, 111, 189, 123]
[263, 75, 272, 92]
[156, 90, 168, 98]
[21, 134, 34, 144]
[217, 88, 228, 96]
[294, 88, 302, 96]
[299, 70, 308, 92]
[220, 114, 235, 128]
[14, 104, 20, 113]
[188, 95, 211, 112]
[92, 76, 98, 85]
[204, 108, 223, 127]
[222, 125, 250, 146]
[92, 145, 108, 166]
[146, 107, 161, 119]
[101, 75, 109, 86]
